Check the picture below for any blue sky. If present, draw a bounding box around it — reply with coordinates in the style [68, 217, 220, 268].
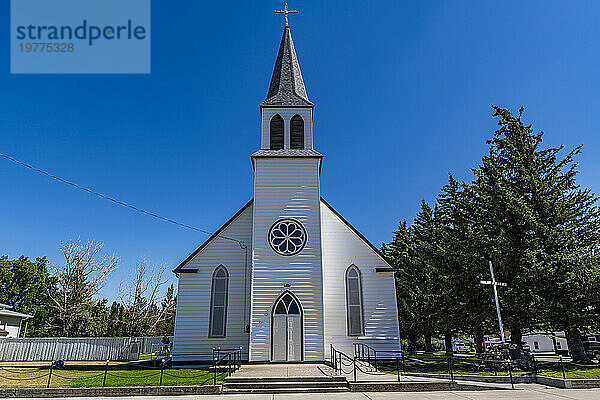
[2, 1, 599, 301]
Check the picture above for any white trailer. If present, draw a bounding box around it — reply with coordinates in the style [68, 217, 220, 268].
[522, 331, 568, 355]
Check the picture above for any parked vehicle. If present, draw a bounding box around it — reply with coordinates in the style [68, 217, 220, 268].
[583, 335, 600, 360]
[452, 341, 471, 353]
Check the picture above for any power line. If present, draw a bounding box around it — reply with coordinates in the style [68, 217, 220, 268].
[0, 152, 245, 247]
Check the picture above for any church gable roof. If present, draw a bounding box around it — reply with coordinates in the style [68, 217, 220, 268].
[173, 199, 253, 273]
[261, 26, 313, 107]
[320, 198, 394, 269]
[173, 197, 394, 273]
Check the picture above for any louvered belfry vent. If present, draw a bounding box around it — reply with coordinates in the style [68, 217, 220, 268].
[290, 114, 304, 149]
[270, 114, 284, 150]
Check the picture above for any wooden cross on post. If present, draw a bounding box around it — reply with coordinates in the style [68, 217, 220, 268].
[480, 261, 508, 343]
[274, 2, 298, 27]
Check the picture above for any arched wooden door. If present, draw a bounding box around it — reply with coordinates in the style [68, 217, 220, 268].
[271, 292, 303, 361]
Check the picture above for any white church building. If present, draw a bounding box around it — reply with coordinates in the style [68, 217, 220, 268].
[172, 24, 400, 364]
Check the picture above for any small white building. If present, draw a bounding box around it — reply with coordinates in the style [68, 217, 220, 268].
[523, 331, 569, 355]
[0, 304, 32, 338]
[172, 25, 400, 364]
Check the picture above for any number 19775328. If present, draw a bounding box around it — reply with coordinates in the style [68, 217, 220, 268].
[19, 43, 74, 52]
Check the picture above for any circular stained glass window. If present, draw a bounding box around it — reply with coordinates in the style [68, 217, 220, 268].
[268, 219, 307, 256]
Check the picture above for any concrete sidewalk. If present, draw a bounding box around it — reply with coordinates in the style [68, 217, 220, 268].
[225, 362, 521, 393]
[16, 387, 600, 399]
[231, 362, 452, 384]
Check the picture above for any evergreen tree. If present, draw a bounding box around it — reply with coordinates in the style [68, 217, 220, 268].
[385, 202, 450, 352]
[383, 220, 423, 350]
[106, 301, 129, 337]
[386, 106, 600, 361]
[473, 106, 600, 361]
[437, 176, 494, 353]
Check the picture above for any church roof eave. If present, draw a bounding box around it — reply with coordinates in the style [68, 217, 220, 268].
[260, 99, 314, 108]
[173, 199, 254, 274]
[250, 149, 323, 173]
[251, 149, 323, 157]
[320, 197, 395, 269]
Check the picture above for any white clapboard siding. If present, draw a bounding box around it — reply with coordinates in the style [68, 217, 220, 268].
[172, 202, 253, 363]
[261, 108, 314, 150]
[320, 200, 401, 358]
[0, 316, 23, 338]
[250, 157, 324, 361]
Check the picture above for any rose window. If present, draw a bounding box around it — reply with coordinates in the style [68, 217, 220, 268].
[268, 219, 307, 256]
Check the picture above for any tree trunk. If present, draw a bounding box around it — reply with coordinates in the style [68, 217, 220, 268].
[444, 332, 453, 356]
[408, 332, 418, 353]
[566, 328, 592, 364]
[424, 331, 433, 353]
[511, 328, 523, 349]
[474, 326, 485, 354]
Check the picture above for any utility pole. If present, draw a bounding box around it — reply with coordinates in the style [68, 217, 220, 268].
[480, 260, 507, 343]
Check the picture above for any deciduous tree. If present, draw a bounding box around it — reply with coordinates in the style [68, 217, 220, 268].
[47, 239, 118, 336]
[0, 256, 55, 336]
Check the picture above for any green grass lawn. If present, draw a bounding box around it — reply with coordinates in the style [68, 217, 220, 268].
[378, 355, 600, 380]
[536, 362, 600, 379]
[386, 356, 526, 376]
[0, 362, 220, 388]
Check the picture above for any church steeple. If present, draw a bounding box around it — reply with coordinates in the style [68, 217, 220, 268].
[256, 13, 316, 151]
[261, 26, 313, 107]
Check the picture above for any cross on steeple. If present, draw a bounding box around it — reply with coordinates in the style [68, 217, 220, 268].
[274, 2, 298, 27]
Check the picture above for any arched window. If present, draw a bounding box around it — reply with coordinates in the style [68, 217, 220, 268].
[290, 114, 304, 149]
[209, 265, 228, 337]
[273, 292, 301, 315]
[270, 114, 284, 150]
[346, 265, 364, 336]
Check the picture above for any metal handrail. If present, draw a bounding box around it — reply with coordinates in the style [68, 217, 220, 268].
[150, 343, 172, 360]
[210, 347, 243, 385]
[212, 347, 244, 361]
[331, 346, 520, 388]
[330, 344, 401, 383]
[353, 342, 377, 365]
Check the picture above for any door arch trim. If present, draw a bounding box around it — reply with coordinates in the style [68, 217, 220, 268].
[270, 290, 304, 362]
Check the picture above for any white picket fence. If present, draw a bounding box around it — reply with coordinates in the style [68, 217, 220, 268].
[0, 336, 170, 362]
[132, 336, 173, 354]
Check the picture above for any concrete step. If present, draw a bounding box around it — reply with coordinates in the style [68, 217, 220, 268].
[224, 375, 350, 394]
[223, 387, 350, 394]
[225, 381, 348, 389]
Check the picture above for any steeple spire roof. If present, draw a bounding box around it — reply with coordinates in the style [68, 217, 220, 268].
[261, 26, 313, 107]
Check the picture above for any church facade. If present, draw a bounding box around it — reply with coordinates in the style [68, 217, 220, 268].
[172, 26, 400, 363]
